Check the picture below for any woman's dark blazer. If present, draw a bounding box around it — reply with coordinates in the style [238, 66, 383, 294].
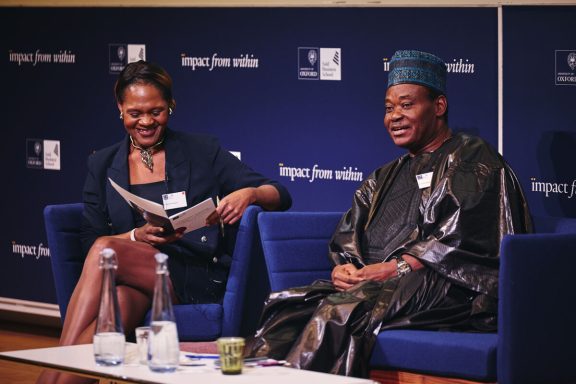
[80, 128, 292, 257]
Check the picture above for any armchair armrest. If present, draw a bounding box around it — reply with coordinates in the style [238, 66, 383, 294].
[498, 232, 576, 384]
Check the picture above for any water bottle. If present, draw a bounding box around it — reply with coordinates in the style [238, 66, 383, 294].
[93, 248, 125, 366]
[148, 253, 180, 372]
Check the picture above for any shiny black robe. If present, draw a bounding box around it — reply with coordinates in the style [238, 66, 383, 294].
[246, 133, 532, 377]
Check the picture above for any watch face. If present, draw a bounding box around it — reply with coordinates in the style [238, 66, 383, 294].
[397, 259, 412, 276]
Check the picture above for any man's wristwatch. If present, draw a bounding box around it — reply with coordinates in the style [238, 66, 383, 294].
[396, 256, 412, 277]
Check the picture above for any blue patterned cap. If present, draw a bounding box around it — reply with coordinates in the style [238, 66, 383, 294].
[387, 50, 447, 94]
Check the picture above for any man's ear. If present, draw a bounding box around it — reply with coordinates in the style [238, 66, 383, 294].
[435, 95, 448, 117]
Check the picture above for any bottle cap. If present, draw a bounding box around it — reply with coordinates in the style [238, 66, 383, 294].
[155, 253, 169, 264]
[99, 248, 118, 269]
[101, 248, 115, 259]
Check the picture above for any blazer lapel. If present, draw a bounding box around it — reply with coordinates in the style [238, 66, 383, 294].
[164, 130, 191, 198]
[106, 136, 134, 233]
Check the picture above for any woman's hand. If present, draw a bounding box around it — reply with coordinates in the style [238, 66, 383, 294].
[206, 185, 283, 226]
[217, 187, 257, 225]
[206, 188, 257, 226]
[130, 223, 184, 245]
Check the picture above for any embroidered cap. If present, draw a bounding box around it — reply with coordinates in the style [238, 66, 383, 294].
[387, 50, 447, 95]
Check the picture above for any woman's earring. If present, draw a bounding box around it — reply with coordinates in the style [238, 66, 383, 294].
[119, 112, 123, 120]
[169, 108, 173, 115]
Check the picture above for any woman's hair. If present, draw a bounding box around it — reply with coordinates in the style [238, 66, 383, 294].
[114, 60, 175, 109]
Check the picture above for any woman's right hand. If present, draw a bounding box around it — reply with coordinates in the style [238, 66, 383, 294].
[130, 223, 184, 245]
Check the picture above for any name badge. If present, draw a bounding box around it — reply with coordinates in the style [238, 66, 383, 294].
[416, 172, 433, 189]
[162, 191, 187, 210]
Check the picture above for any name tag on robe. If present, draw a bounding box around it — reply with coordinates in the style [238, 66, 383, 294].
[162, 191, 187, 210]
[416, 172, 433, 189]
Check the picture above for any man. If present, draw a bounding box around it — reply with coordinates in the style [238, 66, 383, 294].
[246, 50, 532, 377]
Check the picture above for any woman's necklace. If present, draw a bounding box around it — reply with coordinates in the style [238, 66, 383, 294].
[129, 135, 165, 172]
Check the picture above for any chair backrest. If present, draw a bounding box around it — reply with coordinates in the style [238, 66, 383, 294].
[44, 203, 84, 319]
[44, 203, 266, 340]
[531, 214, 576, 234]
[498, 216, 576, 384]
[221, 205, 267, 337]
[258, 211, 343, 291]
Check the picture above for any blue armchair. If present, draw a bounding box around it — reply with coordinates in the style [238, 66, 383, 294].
[44, 203, 269, 341]
[258, 211, 576, 384]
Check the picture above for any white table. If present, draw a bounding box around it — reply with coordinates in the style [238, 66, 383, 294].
[0, 343, 376, 384]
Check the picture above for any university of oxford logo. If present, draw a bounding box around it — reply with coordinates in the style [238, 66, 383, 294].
[568, 52, 576, 71]
[308, 49, 317, 66]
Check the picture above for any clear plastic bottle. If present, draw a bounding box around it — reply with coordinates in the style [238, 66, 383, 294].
[148, 253, 180, 372]
[93, 248, 125, 366]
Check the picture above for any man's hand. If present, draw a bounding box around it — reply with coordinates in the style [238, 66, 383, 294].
[331, 255, 424, 290]
[332, 264, 363, 291]
[352, 263, 397, 281]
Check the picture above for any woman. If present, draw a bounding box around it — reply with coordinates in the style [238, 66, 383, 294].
[37, 60, 291, 384]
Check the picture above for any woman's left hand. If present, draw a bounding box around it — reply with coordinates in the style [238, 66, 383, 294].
[206, 188, 256, 226]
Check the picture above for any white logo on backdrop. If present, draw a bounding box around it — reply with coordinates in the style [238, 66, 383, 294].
[320, 48, 342, 81]
[308, 49, 318, 66]
[568, 52, 576, 71]
[43, 140, 61, 171]
[117, 46, 126, 62]
[298, 47, 319, 80]
[26, 139, 61, 170]
[554, 50, 576, 86]
[109, 44, 146, 74]
[298, 47, 342, 81]
[34, 142, 42, 157]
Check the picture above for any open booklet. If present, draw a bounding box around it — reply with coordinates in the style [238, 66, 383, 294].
[109, 178, 216, 235]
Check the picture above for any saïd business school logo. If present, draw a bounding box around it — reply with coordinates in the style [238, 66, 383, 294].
[298, 47, 341, 81]
[109, 44, 146, 74]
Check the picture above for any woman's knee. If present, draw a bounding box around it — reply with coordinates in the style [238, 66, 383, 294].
[91, 237, 121, 254]
[83, 237, 120, 273]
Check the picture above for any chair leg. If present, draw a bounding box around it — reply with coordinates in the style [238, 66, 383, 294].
[369, 369, 494, 384]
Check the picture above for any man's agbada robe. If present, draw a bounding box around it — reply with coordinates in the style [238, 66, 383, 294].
[247, 133, 532, 377]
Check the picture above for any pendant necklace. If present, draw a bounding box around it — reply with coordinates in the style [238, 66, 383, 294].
[129, 135, 165, 172]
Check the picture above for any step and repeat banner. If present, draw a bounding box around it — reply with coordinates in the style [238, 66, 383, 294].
[503, 6, 576, 219]
[2, 6, 502, 304]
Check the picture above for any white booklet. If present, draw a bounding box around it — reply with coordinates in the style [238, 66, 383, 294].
[109, 177, 216, 235]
